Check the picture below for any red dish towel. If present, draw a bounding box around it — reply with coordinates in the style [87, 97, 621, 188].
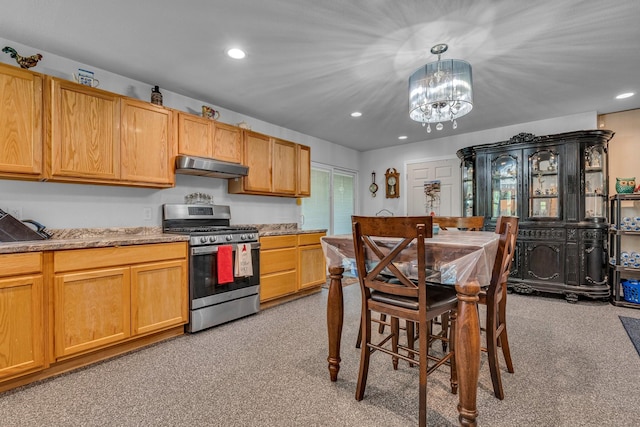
[217, 245, 234, 285]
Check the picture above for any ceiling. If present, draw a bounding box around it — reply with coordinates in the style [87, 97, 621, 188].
[1, 0, 638, 151]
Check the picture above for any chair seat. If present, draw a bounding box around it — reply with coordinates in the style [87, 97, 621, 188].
[371, 286, 457, 311]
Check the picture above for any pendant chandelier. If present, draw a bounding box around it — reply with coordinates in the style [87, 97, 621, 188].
[409, 44, 473, 133]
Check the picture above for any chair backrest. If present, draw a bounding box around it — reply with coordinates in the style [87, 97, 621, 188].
[487, 216, 519, 302]
[352, 216, 433, 299]
[432, 216, 485, 231]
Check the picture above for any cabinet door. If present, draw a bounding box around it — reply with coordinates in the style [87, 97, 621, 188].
[242, 131, 272, 192]
[488, 150, 521, 220]
[120, 98, 174, 186]
[54, 267, 131, 359]
[273, 138, 297, 195]
[298, 237, 326, 290]
[525, 145, 562, 220]
[0, 63, 42, 177]
[297, 145, 311, 197]
[0, 275, 45, 380]
[48, 77, 120, 180]
[131, 259, 188, 335]
[177, 112, 212, 157]
[523, 240, 564, 284]
[212, 122, 242, 163]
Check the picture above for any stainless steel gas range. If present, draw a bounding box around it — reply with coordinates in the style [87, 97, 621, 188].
[163, 203, 260, 332]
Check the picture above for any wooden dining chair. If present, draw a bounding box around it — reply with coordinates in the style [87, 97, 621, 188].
[479, 215, 519, 400]
[432, 215, 485, 231]
[352, 215, 458, 427]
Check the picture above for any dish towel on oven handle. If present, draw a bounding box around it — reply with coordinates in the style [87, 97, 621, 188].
[217, 245, 234, 284]
[235, 243, 253, 277]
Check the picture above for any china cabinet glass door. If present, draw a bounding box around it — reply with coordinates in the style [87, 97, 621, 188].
[490, 153, 518, 218]
[529, 148, 560, 219]
[584, 145, 605, 219]
[462, 159, 474, 217]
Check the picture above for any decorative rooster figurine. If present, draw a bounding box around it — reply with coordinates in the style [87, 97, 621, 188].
[2, 46, 43, 69]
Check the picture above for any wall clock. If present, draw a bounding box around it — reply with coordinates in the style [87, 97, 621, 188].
[369, 172, 379, 197]
[385, 168, 399, 198]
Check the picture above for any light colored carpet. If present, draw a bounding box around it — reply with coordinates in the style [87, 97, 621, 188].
[1, 285, 639, 426]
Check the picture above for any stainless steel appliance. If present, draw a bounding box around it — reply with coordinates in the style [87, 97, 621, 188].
[162, 203, 260, 332]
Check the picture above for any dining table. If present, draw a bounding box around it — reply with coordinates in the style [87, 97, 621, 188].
[321, 229, 500, 427]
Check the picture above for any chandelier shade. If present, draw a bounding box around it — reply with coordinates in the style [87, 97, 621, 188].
[409, 44, 473, 132]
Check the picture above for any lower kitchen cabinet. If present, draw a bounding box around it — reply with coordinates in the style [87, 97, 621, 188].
[0, 253, 45, 381]
[53, 243, 188, 359]
[260, 235, 298, 302]
[260, 232, 327, 303]
[298, 232, 326, 290]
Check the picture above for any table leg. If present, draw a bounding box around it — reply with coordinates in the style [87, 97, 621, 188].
[327, 265, 345, 381]
[454, 279, 481, 427]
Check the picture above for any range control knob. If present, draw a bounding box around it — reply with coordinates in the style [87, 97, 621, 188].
[241, 234, 248, 240]
[225, 234, 233, 241]
[208, 236, 217, 243]
[199, 236, 208, 244]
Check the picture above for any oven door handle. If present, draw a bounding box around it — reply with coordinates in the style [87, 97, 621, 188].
[191, 242, 261, 256]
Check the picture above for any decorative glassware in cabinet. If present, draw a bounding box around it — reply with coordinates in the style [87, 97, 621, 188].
[491, 154, 518, 218]
[584, 145, 605, 219]
[529, 149, 560, 218]
[462, 159, 474, 216]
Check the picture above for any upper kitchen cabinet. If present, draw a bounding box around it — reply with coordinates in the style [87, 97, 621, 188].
[228, 130, 311, 198]
[297, 144, 311, 197]
[177, 112, 242, 164]
[457, 130, 614, 302]
[0, 63, 43, 179]
[120, 98, 175, 186]
[45, 77, 175, 188]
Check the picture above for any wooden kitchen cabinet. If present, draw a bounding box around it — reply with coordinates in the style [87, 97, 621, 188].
[46, 76, 120, 182]
[259, 234, 298, 301]
[177, 113, 242, 164]
[46, 77, 175, 188]
[228, 130, 311, 197]
[0, 253, 45, 381]
[131, 259, 188, 335]
[297, 232, 326, 290]
[53, 242, 188, 359]
[0, 62, 43, 179]
[273, 138, 297, 195]
[297, 144, 311, 197]
[120, 98, 175, 186]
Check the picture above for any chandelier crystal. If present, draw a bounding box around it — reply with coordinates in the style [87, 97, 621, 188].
[409, 44, 473, 133]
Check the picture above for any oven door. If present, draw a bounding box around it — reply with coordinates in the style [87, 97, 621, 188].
[190, 242, 260, 309]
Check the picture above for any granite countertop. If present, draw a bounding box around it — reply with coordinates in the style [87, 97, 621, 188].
[252, 223, 327, 236]
[0, 226, 189, 254]
[0, 223, 328, 254]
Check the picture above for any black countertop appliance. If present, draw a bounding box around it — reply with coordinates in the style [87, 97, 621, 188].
[0, 209, 51, 242]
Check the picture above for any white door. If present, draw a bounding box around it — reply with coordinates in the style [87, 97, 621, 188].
[407, 157, 461, 216]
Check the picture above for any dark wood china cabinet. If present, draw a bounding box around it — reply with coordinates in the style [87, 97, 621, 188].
[457, 130, 614, 302]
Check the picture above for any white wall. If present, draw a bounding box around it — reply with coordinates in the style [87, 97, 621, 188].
[0, 37, 359, 228]
[359, 112, 598, 216]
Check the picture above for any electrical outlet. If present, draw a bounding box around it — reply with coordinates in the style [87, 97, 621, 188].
[143, 207, 152, 221]
[9, 207, 22, 219]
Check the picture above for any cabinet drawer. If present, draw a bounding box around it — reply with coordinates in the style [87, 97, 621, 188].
[54, 242, 187, 272]
[260, 270, 297, 301]
[260, 235, 297, 250]
[298, 232, 325, 246]
[261, 248, 297, 274]
[0, 252, 42, 276]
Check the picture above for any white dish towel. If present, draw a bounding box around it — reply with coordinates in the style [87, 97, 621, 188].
[234, 243, 253, 277]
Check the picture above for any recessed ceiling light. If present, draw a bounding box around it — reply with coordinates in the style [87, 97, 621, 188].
[227, 48, 246, 59]
[350, 112, 362, 117]
[398, 135, 408, 140]
[616, 92, 635, 99]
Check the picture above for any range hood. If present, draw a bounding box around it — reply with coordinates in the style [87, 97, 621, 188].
[175, 155, 249, 179]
